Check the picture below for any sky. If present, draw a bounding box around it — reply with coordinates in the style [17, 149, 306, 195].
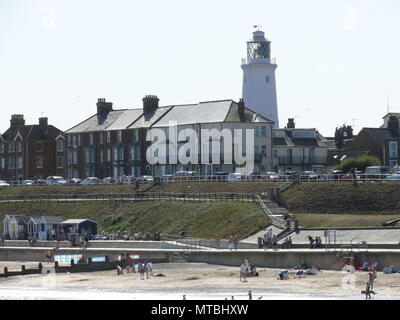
[0, 0, 399, 136]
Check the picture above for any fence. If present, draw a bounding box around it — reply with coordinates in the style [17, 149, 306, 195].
[2, 173, 398, 187]
[0, 192, 262, 204]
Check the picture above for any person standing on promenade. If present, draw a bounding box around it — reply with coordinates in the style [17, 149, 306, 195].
[272, 234, 278, 251]
[240, 264, 247, 282]
[233, 235, 238, 250]
[228, 235, 235, 251]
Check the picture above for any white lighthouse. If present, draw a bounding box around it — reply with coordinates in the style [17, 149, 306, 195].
[241, 27, 279, 128]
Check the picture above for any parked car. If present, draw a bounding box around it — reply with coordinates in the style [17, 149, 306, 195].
[386, 173, 400, 181]
[68, 178, 82, 185]
[340, 171, 365, 182]
[300, 171, 318, 181]
[35, 179, 47, 185]
[328, 170, 343, 181]
[46, 176, 67, 185]
[139, 175, 154, 182]
[81, 177, 101, 185]
[0, 180, 10, 187]
[210, 171, 229, 181]
[22, 180, 35, 186]
[262, 172, 280, 181]
[161, 175, 173, 183]
[228, 172, 242, 182]
[102, 177, 116, 184]
[365, 166, 389, 180]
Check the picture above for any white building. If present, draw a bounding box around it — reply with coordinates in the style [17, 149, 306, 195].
[273, 119, 330, 172]
[241, 27, 279, 128]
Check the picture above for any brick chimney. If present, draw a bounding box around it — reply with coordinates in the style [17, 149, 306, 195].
[97, 98, 113, 114]
[39, 117, 48, 127]
[10, 114, 25, 127]
[142, 95, 159, 114]
[238, 98, 246, 122]
[286, 118, 295, 129]
[388, 115, 399, 136]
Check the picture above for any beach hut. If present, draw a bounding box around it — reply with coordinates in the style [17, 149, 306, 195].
[8, 216, 30, 240]
[27, 217, 40, 239]
[38, 216, 65, 240]
[61, 219, 97, 238]
[3, 215, 13, 238]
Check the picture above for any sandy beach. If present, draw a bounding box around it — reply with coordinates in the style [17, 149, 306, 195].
[1, 261, 400, 300]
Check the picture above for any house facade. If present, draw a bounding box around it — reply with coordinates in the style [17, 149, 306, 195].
[272, 119, 330, 172]
[342, 115, 400, 169]
[65, 96, 274, 178]
[0, 115, 66, 181]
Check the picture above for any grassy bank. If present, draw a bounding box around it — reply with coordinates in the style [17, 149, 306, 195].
[281, 182, 400, 214]
[0, 184, 138, 197]
[0, 200, 268, 239]
[150, 182, 284, 194]
[296, 213, 400, 228]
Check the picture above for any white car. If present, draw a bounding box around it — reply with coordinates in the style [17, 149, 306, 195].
[81, 177, 101, 185]
[386, 174, 400, 181]
[0, 180, 10, 187]
[140, 175, 154, 182]
[22, 180, 35, 186]
[228, 173, 242, 182]
[46, 176, 67, 186]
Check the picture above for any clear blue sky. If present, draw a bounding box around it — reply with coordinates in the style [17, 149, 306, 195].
[1, 0, 399, 136]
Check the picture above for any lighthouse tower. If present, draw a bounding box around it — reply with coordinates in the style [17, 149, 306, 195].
[241, 27, 279, 128]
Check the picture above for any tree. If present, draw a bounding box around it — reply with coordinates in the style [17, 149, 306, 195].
[338, 155, 381, 173]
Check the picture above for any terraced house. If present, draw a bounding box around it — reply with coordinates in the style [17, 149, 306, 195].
[65, 95, 274, 179]
[0, 115, 66, 181]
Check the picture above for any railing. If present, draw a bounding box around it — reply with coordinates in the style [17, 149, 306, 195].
[0, 192, 260, 203]
[1, 174, 398, 187]
[241, 57, 277, 65]
[255, 195, 287, 229]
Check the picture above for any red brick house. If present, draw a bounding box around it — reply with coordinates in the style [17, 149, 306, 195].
[0, 115, 66, 182]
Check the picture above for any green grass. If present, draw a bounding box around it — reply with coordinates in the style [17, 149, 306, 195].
[0, 184, 137, 197]
[0, 200, 268, 240]
[150, 182, 285, 194]
[296, 213, 400, 228]
[281, 182, 400, 214]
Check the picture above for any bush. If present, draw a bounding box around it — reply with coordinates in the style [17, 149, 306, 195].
[338, 155, 381, 173]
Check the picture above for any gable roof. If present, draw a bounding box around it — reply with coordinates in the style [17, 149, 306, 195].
[61, 219, 97, 225]
[362, 128, 400, 145]
[2, 124, 62, 141]
[66, 110, 127, 133]
[40, 216, 65, 224]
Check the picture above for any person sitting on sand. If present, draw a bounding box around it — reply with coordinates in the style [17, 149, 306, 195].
[278, 270, 289, 280]
[360, 261, 369, 271]
[44, 250, 53, 263]
[306, 266, 318, 275]
[116, 265, 123, 275]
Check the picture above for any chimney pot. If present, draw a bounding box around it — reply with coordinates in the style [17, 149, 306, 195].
[97, 98, 113, 114]
[287, 118, 295, 129]
[142, 95, 159, 113]
[10, 114, 25, 127]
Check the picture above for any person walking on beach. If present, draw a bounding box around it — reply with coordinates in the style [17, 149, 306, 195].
[139, 262, 145, 280]
[240, 264, 247, 282]
[145, 261, 151, 279]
